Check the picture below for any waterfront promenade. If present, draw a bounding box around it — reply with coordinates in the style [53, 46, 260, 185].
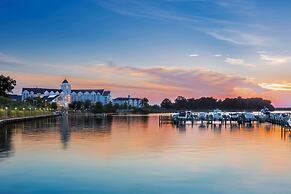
[0, 112, 61, 126]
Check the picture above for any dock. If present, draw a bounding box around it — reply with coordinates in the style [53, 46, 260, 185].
[159, 111, 291, 128]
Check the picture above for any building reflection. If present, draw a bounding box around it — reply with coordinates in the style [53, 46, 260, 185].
[0, 125, 14, 160]
[111, 115, 148, 130]
[60, 115, 70, 149]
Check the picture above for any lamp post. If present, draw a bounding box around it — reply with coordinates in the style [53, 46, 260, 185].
[5, 107, 8, 118]
[23, 108, 25, 116]
[29, 107, 32, 116]
[14, 107, 17, 117]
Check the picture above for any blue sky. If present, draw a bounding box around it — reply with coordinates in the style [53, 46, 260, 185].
[1, 0, 291, 106]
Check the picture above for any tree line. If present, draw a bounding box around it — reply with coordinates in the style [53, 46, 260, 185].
[68, 98, 150, 114]
[161, 96, 275, 111]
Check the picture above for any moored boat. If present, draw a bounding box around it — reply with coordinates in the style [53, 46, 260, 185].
[287, 118, 291, 127]
[208, 109, 223, 121]
[198, 112, 208, 121]
[242, 112, 256, 122]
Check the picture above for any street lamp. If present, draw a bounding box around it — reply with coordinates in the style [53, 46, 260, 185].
[5, 107, 8, 118]
[29, 107, 32, 116]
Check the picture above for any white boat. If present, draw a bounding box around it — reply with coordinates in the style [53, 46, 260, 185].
[229, 112, 240, 121]
[209, 109, 223, 121]
[198, 112, 208, 120]
[287, 118, 291, 127]
[260, 107, 270, 115]
[242, 112, 255, 122]
[172, 111, 193, 121]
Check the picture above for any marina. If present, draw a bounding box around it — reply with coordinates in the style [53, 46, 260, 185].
[159, 109, 291, 129]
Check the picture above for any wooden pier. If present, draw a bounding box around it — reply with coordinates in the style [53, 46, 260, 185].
[159, 114, 263, 126]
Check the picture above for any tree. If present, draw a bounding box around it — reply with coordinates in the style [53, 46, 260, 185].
[84, 100, 92, 110]
[76, 101, 82, 110]
[174, 96, 188, 109]
[141, 98, 149, 107]
[161, 98, 172, 109]
[0, 75, 16, 97]
[92, 102, 104, 113]
[104, 102, 116, 113]
[50, 102, 58, 110]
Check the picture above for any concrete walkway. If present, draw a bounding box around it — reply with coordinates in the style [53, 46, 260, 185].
[0, 113, 61, 126]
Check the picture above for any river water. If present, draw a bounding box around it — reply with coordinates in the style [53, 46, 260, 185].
[0, 114, 291, 194]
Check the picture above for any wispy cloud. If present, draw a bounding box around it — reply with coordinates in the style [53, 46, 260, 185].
[206, 29, 266, 46]
[189, 54, 199, 57]
[260, 54, 291, 65]
[259, 82, 291, 91]
[257, 50, 266, 54]
[95, 0, 267, 46]
[214, 54, 222, 57]
[225, 57, 255, 67]
[0, 52, 27, 66]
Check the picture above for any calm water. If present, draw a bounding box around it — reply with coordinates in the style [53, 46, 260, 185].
[0, 114, 291, 194]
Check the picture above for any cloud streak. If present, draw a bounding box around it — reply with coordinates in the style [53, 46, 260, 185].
[95, 0, 267, 46]
[0, 52, 27, 66]
[206, 30, 266, 46]
[225, 57, 255, 67]
[259, 82, 291, 91]
[189, 54, 199, 57]
[260, 54, 291, 65]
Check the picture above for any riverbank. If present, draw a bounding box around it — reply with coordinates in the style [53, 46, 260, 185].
[0, 113, 61, 126]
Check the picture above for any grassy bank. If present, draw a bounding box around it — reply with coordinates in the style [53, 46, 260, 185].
[0, 96, 53, 119]
[0, 108, 53, 119]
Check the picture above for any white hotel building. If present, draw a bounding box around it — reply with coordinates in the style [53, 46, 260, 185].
[22, 79, 111, 105]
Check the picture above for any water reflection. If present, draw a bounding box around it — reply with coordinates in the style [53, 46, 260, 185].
[0, 115, 291, 194]
[0, 125, 13, 160]
[60, 115, 70, 149]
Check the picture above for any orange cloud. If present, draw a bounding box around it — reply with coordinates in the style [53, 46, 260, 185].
[2, 63, 290, 107]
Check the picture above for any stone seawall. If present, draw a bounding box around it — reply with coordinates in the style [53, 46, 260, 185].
[0, 113, 61, 126]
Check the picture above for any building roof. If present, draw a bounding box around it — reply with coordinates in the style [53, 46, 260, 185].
[103, 91, 111, 96]
[62, 79, 69, 83]
[43, 94, 60, 101]
[22, 87, 111, 96]
[8, 94, 22, 101]
[22, 88, 62, 93]
[113, 97, 142, 101]
[71, 89, 105, 94]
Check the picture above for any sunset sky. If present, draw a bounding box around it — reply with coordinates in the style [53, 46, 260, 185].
[0, 0, 291, 106]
